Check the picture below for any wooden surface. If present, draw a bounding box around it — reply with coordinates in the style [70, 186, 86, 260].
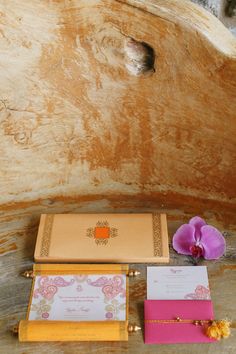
[0, 207, 236, 353]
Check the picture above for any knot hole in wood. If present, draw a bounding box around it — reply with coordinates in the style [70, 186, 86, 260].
[124, 37, 155, 76]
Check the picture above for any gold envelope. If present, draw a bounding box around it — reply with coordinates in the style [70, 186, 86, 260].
[34, 213, 169, 263]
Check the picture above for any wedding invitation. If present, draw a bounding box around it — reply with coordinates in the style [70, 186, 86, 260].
[34, 213, 169, 263]
[18, 264, 131, 342]
[144, 299, 215, 344]
[147, 266, 210, 300]
[145, 266, 215, 344]
[29, 274, 126, 322]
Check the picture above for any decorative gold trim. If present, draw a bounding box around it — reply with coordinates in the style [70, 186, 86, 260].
[21, 270, 34, 278]
[40, 214, 54, 257]
[152, 213, 162, 257]
[127, 323, 141, 333]
[128, 269, 141, 277]
[145, 318, 211, 324]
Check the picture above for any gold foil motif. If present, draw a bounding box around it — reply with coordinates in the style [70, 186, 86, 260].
[40, 214, 54, 257]
[86, 220, 118, 245]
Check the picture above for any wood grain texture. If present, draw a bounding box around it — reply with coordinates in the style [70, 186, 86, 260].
[0, 0, 236, 217]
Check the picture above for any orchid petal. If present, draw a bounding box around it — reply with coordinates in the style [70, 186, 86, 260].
[200, 225, 226, 259]
[173, 224, 196, 255]
[189, 216, 206, 241]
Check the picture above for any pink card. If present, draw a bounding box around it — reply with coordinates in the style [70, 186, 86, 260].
[145, 300, 216, 344]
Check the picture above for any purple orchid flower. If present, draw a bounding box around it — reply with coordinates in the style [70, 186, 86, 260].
[173, 216, 226, 260]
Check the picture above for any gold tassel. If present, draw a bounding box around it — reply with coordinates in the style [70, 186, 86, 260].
[206, 320, 231, 340]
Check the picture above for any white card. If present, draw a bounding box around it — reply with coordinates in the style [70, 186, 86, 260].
[147, 266, 210, 300]
[29, 274, 126, 321]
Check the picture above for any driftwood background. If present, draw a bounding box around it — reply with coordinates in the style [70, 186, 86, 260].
[0, 0, 236, 218]
[0, 0, 236, 353]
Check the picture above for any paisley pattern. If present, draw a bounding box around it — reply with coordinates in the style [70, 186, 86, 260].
[184, 285, 210, 300]
[87, 275, 126, 300]
[33, 276, 75, 300]
[30, 274, 126, 321]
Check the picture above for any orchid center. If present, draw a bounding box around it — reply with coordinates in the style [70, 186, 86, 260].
[190, 244, 203, 258]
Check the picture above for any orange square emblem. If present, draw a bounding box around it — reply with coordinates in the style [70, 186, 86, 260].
[94, 227, 110, 239]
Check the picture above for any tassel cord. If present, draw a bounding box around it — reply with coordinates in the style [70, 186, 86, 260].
[145, 318, 231, 340]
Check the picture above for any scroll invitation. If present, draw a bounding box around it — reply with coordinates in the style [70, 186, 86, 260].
[18, 264, 135, 342]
